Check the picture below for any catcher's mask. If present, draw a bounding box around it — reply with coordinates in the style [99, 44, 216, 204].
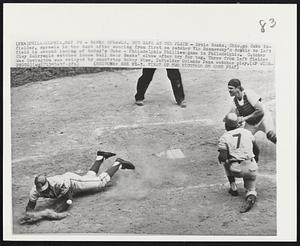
[34, 175, 49, 192]
[224, 113, 240, 131]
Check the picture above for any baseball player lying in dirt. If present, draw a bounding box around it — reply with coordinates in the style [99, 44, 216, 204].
[218, 113, 260, 213]
[19, 150, 135, 225]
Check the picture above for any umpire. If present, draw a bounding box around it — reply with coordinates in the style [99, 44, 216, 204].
[134, 68, 186, 107]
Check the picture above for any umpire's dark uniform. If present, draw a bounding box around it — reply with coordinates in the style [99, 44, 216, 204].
[134, 68, 185, 105]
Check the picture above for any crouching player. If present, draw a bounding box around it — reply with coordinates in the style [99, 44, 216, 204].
[218, 113, 260, 213]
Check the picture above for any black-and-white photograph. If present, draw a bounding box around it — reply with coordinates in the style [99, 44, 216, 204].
[11, 67, 276, 235]
[3, 3, 296, 241]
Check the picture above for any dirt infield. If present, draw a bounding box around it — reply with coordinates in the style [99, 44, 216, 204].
[11, 68, 276, 235]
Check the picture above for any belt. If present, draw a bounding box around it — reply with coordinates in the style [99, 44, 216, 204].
[232, 158, 254, 164]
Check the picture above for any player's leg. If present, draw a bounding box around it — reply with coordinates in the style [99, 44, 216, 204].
[135, 68, 156, 105]
[87, 150, 116, 175]
[259, 113, 277, 144]
[98, 158, 136, 188]
[223, 162, 239, 196]
[166, 69, 186, 107]
[76, 158, 135, 194]
[240, 159, 258, 213]
[227, 175, 239, 196]
[105, 158, 135, 177]
[77, 158, 135, 193]
[240, 178, 257, 213]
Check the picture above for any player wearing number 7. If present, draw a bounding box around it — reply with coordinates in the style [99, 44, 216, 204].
[218, 113, 260, 213]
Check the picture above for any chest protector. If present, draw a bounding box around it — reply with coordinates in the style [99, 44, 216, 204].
[234, 94, 263, 125]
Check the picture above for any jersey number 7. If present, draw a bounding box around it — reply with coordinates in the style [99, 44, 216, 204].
[232, 133, 241, 149]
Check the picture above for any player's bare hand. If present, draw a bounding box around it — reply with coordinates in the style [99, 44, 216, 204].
[237, 116, 244, 123]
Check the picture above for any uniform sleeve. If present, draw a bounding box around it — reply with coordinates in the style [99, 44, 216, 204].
[29, 187, 40, 202]
[58, 178, 71, 197]
[245, 89, 261, 106]
[229, 101, 237, 113]
[245, 129, 255, 142]
[218, 134, 228, 151]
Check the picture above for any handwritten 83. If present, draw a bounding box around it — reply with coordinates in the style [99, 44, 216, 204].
[259, 18, 276, 33]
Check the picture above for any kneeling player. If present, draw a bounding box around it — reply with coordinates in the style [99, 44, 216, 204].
[218, 113, 260, 213]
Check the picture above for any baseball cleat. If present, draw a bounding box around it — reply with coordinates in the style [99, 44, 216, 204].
[97, 151, 116, 159]
[178, 100, 187, 108]
[135, 100, 144, 106]
[116, 158, 135, 170]
[240, 194, 256, 213]
[228, 188, 239, 196]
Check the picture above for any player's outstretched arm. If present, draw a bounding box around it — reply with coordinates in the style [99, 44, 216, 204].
[239, 101, 264, 123]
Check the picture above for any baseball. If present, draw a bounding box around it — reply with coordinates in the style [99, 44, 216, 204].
[66, 199, 72, 205]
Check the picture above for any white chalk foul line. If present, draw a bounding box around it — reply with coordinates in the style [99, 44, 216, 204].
[171, 172, 276, 192]
[97, 118, 218, 132]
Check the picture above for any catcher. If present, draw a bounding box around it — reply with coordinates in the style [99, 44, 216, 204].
[218, 113, 260, 213]
[225, 78, 276, 144]
[20, 150, 135, 224]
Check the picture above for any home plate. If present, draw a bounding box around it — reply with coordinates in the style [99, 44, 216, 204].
[156, 149, 185, 159]
[167, 149, 185, 159]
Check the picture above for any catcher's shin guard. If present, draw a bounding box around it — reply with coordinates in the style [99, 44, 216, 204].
[266, 130, 277, 144]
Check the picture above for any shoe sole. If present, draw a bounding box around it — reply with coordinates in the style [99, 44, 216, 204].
[228, 189, 239, 196]
[97, 152, 116, 159]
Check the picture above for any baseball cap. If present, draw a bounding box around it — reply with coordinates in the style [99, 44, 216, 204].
[34, 175, 49, 192]
[225, 113, 239, 129]
[228, 79, 241, 88]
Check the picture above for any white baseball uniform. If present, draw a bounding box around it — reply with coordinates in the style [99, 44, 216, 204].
[218, 127, 258, 197]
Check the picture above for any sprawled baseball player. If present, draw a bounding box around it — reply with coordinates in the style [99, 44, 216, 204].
[225, 78, 276, 144]
[218, 113, 260, 213]
[25, 150, 135, 213]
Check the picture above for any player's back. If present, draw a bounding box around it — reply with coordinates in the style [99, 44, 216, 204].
[221, 128, 255, 161]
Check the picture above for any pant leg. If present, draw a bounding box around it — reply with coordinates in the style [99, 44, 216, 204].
[258, 112, 277, 143]
[223, 161, 242, 178]
[243, 177, 257, 197]
[70, 172, 110, 194]
[224, 161, 243, 178]
[166, 69, 185, 104]
[259, 111, 275, 133]
[241, 159, 258, 197]
[135, 68, 156, 101]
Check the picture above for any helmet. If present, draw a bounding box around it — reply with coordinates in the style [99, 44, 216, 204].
[224, 113, 239, 130]
[34, 175, 49, 192]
